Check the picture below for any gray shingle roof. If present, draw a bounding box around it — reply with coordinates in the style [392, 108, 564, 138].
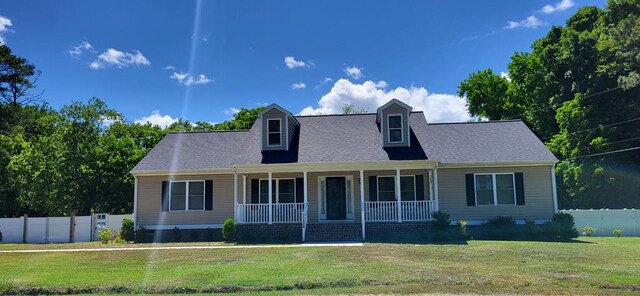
[132, 112, 557, 172]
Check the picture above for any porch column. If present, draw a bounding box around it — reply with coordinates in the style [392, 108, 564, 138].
[234, 173, 238, 220]
[428, 170, 434, 217]
[551, 164, 558, 213]
[303, 171, 308, 224]
[433, 166, 440, 211]
[396, 169, 402, 222]
[268, 172, 273, 224]
[360, 170, 365, 240]
[242, 175, 247, 204]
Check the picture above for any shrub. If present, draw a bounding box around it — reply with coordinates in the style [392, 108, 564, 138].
[173, 227, 182, 242]
[120, 218, 135, 242]
[581, 226, 596, 237]
[113, 232, 126, 244]
[98, 227, 113, 244]
[430, 211, 451, 229]
[190, 230, 201, 241]
[613, 229, 623, 238]
[551, 213, 579, 239]
[486, 216, 515, 226]
[458, 220, 468, 236]
[222, 218, 237, 242]
[134, 226, 148, 243]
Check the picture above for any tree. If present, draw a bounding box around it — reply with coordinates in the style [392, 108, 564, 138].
[342, 104, 367, 114]
[0, 45, 41, 107]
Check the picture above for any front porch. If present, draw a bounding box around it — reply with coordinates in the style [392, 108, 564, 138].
[231, 165, 440, 241]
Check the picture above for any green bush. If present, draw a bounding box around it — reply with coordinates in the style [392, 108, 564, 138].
[486, 216, 515, 226]
[98, 227, 113, 244]
[430, 211, 451, 229]
[113, 232, 126, 244]
[120, 218, 135, 242]
[613, 229, 623, 237]
[190, 230, 201, 241]
[581, 226, 595, 237]
[134, 226, 148, 243]
[458, 220, 468, 236]
[551, 213, 579, 239]
[222, 218, 237, 242]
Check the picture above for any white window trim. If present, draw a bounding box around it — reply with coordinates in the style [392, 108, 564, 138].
[387, 113, 403, 143]
[258, 178, 297, 204]
[376, 175, 417, 201]
[267, 118, 282, 147]
[473, 173, 517, 206]
[169, 180, 206, 212]
[317, 175, 355, 221]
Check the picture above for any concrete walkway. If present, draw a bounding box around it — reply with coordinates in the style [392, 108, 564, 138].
[0, 242, 363, 253]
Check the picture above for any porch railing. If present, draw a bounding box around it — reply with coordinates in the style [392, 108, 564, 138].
[364, 200, 435, 222]
[236, 203, 305, 224]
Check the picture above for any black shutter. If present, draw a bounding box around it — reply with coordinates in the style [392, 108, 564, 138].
[515, 172, 525, 205]
[161, 181, 170, 211]
[415, 175, 425, 200]
[251, 179, 259, 204]
[368, 176, 378, 201]
[205, 180, 213, 211]
[295, 178, 304, 203]
[465, 174, 476, 206]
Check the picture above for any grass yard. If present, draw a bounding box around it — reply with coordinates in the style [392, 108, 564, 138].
[0, 237, 639, 295]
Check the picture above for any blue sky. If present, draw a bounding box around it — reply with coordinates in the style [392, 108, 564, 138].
[0, 0, 604, 126]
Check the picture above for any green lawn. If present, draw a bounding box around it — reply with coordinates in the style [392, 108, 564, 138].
[1, 237, 639, 295]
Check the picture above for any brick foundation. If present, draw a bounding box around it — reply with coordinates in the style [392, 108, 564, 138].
[365, 222, 433, 242]
[237, 223, 302, 243]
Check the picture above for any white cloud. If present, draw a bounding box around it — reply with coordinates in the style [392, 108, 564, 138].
[344, 66, 364, 80]
[68, 41, 93, 58]
[89, 48, 150, 69]
[500, 71, 511, 82]
[299, 79, 470, 123]
[291, 82, 307, 90]
[163, 65, 176, 71]
[284, 56, 307, 69]
[505, 16, 545, 29]
[541, 0, 574, 14]
[170, 72, 212, 86]
[224, 107, 240, 115]
[0, 16, 13, 45]
[315, 77, 334, 89]
[135, 110, 177, 128]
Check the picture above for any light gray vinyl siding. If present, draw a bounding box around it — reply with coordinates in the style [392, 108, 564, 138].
[136, 174, 235, 227]
[261, 108, 287, 151]
[362, 170, 431, 202]
[437, 166, 555, 221]
[381, 103, 410, 147]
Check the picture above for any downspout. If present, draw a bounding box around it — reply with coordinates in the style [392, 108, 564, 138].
[133, 176, 138, 229]
[551, 163, 559, 213]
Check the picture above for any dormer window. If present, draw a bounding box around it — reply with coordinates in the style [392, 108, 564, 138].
[388, 114, 403, 143]
[267, 118, 281, 147]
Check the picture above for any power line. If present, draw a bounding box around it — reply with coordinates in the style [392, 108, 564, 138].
[542, 116, 640, 141]
[586, 136, 640, 149]
[561, 146, 640, 161]
[506, 86, 623, 120]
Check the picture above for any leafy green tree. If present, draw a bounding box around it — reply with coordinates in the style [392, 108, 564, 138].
[342, 104, 367, 114]
[0, 45, 42, 107]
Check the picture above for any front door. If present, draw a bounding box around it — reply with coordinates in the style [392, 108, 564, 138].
[326, 177, 347, 220]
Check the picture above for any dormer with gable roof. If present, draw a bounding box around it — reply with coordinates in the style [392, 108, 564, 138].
[258, 104, 299, 151]
[377, 99, 413, 148]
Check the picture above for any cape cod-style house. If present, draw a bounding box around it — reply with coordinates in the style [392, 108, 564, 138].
[131, 99, 558, 241]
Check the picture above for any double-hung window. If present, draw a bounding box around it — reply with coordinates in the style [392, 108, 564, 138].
[474, 173, 516, 206]
[259, 179, 295, 203]
[170, 181, 205, 211]
[377, 176, 416, 201]
[267, 119, 281, 147]
[388, 114, 403, 143]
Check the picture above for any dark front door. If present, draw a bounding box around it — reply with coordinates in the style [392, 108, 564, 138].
[326, 177, 347, 220]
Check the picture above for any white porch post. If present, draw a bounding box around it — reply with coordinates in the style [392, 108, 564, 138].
[433, 166, 440, 212]
[268, 172, 273, 224]
[396, 168, 402, 223]
[551, 164, 558, 213]
[233, 173, 238, 220]
[242, 175, 247, 204]
[303, 171, 308, 224]
[360, 170, 365, 240]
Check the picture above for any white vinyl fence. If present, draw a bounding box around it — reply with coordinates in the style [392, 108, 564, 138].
[0, 214, 132, 244]
[560, 209, 640, 236]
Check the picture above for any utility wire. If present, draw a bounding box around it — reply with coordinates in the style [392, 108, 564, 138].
[561, 146, 640, 161]
[506, 86, 623, 120]
[541, 116, 640, 141]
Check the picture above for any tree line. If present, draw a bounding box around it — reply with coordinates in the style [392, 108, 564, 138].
[458, 0, 640, 209]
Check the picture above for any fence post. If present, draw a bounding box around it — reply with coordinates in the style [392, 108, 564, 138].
[90, 213, 96, 242]
[22, 214, 28, 243]
[69, 215, 76, 243]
